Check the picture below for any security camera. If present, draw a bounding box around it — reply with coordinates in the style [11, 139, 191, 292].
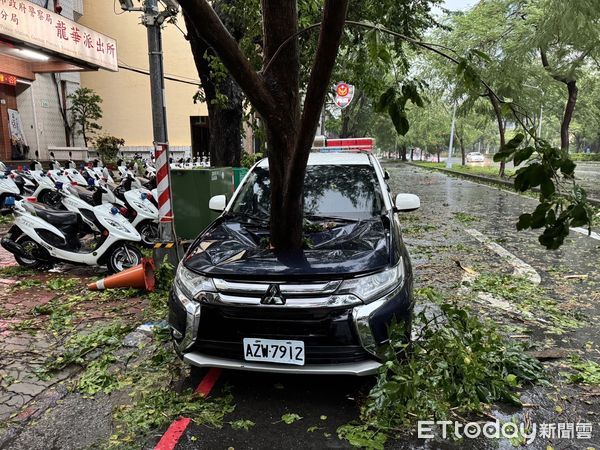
[118, 0, 135, 10]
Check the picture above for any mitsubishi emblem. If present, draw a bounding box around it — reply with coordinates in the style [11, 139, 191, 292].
[261, 284, 286, 305]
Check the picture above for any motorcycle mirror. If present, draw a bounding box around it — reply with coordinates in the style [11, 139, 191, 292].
[69, 151, 72, 157]
[50, 152, 55, 158]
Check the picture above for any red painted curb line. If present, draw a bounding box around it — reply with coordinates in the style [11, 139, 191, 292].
[154, 416, 191, 450]
[153, 369, 223, 449]
[195, 368, 222, 397]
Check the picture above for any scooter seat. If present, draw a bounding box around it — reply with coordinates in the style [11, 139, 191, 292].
[70, 185, 97, 206]
[34, 206, 79, 227]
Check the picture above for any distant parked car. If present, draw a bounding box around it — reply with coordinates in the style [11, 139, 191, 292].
[466, 152, 485, 163]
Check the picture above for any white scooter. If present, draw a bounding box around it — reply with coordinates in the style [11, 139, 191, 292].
[0, 165, 21, 207]
[112, 176, 158, 246]
[58, 182, 124, 234]
[1, 198, 142, 273]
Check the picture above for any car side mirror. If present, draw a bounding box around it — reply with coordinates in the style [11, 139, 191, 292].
[395, 193, 420, 212]
[209, 194, 227, 212]
[384, 170, 390, 180]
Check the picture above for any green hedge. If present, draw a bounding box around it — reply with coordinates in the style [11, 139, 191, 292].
[570, 153, 600, 162]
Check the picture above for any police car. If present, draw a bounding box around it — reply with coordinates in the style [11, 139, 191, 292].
[169, 150, 420, 375]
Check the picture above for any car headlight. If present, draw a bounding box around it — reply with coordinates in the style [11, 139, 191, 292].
[174, 263, 216, 301]
[338, 259, 404, 303]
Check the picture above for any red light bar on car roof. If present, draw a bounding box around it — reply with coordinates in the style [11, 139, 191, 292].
[312, 137, 375, 153]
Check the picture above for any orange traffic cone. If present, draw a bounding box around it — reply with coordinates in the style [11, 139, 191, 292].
[88, 258, 156, 292]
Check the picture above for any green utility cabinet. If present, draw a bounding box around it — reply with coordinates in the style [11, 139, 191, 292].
[171, 167, 234, 240]
[233, 167, 249, 188]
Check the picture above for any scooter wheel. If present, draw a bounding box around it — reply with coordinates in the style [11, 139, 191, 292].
[138, 222, 159, 248]
[14, 237, 50, 270]
[107, 244, 142, 273]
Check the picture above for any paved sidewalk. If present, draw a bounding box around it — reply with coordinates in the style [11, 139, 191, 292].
[0, 266, 146, 432]
[0, 246, 16, 268]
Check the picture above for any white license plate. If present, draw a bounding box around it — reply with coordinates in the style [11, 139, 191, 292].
[243, 338, 305, 366]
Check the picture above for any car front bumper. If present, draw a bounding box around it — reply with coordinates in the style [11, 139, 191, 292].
[169, 273, 413, 376]
[183, 351, 381, 376]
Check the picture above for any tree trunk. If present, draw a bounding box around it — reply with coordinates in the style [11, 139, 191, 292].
[180, 0, 349, 251]
[184, 9, 243, 167]
[458, 133, 465, 166]
[561, 80, 577, 152]
[410, 147, 414, 161]
[400, 144, 407, 161]
[488, 92, 506, 177]
[540, 49, 578, 152]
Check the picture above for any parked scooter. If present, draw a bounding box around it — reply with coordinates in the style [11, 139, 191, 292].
[1, 198, 143, 273]
[112, 176, 159, 247]
[0, 163, 21, 207]
[58, 181, 124, 233]
[63, 152, 88, 186]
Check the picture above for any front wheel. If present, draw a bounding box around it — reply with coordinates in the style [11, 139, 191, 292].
[137, 221, 159, 247]
[14, 236, 51, 270]
[107, 244, 142, 273]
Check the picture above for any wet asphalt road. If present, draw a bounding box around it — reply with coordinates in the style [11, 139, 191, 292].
[167, 163, 599, 450]
[444, 156, 600, 200]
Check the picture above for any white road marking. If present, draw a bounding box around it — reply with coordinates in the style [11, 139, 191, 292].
[464, 228, 541, 285]
[570, 226, 600, 241]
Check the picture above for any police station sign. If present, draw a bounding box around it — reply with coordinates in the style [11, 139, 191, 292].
[0, 0, 118, 72]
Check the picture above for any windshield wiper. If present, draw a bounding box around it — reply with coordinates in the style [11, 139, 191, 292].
[227, 211, 270, 227]
[304, 214, 360, 223]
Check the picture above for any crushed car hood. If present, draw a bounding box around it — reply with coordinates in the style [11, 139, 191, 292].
[184, 218, 391, 280]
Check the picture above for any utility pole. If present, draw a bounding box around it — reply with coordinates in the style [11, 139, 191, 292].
[144, 0, 168, 147]
[143, 0, 181, 263]
[538, 105, 543, 139]
[446, 102, 457, 169]
[120, 0, 180, 263]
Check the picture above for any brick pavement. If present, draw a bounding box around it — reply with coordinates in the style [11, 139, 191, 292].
[0, 263, 146, 426]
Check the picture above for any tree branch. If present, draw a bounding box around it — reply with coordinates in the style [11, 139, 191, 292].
[286, 0, 349, 199]
[178, 0, 276, 118]
[540, 47, 572, 84]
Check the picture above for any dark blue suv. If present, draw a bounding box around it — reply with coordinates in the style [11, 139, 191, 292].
[168, 152, 420, 375]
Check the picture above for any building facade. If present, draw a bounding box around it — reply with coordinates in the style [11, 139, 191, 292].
[0, 0, 117, 161]
[79, 1, 208, 158]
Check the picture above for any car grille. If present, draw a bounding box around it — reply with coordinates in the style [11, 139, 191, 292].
[193, 304, 373, 364]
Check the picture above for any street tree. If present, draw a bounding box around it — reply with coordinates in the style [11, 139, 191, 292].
[522, 0, 600, 152]
[184, 1, 244, 167]
[179, 0, 349, 251]
[68, 87, 103, 148]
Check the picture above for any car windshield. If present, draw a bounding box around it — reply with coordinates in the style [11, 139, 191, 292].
[230, 164, 384, 221]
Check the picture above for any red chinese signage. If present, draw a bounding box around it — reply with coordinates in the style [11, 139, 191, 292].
[0, 0, 117, 71]
[0, 72, 17, 85]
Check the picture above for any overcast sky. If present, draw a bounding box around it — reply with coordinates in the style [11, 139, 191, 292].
[442, 0, 474, 11]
